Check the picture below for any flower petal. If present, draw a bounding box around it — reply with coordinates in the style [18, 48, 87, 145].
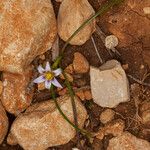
[33, 75, 45, 83]
[37, 65, 45, 74]
[45, 80, 52, 89]
[53, 68, 62, 76]
[45, 62, 51, 72]
[52, 78, 63, 88]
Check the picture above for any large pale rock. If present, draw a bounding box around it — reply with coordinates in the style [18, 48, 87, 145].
[8, 95, 87, 150]
[90, 60, 130, 108]
[0, 0, 57, 73]
[57, 0, 95, 45]
[1, 66, 33, 115]
[107, 132, 150, 150]
[0, 102, 8, 144]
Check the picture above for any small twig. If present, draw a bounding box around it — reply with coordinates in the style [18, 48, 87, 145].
[128, 74, 150, 87]
[91, 36, 103, 64]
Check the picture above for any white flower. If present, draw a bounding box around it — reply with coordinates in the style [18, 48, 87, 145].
[33, 62, 62, 89]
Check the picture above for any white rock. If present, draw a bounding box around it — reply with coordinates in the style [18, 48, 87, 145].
[107, 132, 150, 150]
[9, 95, 87, 150]
[90, 60, 130, 108]
[105, 35, 118, 49]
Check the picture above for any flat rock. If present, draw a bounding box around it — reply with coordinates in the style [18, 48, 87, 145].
[73, 52, 89, 74]
[0, 102, 8, 144]
[0, 0, 57, 73]
[8, 95, 87, 150]
[107, 132, 150, 150]
[90, 60, 130, 108]
[1, 66, 34, 115]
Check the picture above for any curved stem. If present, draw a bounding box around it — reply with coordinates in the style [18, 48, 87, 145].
[52, 0, 124, 69]
[52, 0, 124, 137]
[51, 86, 91, 137]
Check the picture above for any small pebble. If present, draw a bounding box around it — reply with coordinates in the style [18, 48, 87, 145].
[39, 54, 45, 60]
[65, 64, 74, 74]
[143, 7, 150, 14]
[141, 110, 150, 126]
[100, 109, 115, 124]
[105, 35, 119, 49]
[73, 52, 89, 74]
[38, 82, 45, 91]
[84, 90, 92, 100]
[76, 90, 85, 101]
[122, 64, 129, 70]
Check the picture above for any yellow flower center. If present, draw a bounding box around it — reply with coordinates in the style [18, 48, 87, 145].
[45, 72, 54, 80]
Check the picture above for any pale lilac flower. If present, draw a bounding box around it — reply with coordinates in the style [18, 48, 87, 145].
[33, 62, 62, 89]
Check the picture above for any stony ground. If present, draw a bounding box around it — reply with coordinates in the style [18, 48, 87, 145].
[0, 0, 150, 150]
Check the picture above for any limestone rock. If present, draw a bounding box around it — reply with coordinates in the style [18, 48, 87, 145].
[0, 0, 57, 74]
[90, 60, 130, 108]
[100, 109, 115, 124]
[107, 132, 150, 150]
[1, 66, 34, 115]
[96, 119, 125, 140]
[9, 95, 87, 150]
[58, 0, 95, 45]
[73, 52, 89, 73]
[0, 102, 8, 144]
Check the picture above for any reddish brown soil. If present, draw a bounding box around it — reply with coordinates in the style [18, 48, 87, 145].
[0, 0, 150, 150]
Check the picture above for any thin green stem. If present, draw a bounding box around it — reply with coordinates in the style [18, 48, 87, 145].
[51, 0, 124, 137]
[52, 0, 124, 69]
[51, 86, 90, 136]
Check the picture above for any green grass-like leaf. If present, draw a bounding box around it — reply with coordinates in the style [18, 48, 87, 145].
[51, 0, 124, 137]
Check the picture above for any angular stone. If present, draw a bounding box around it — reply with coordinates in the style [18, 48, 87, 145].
[0, 0, 57, 74]
[73, 52, 89, 74]
[0, 102, 8, 144]
[107, 132, 150, 150]
[90, 60, 130, 108]
[9, 95, 87, 150]
[1, 66, 34, 115]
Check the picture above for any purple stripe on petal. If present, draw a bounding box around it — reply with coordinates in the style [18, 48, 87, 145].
[53, 68, 62, 76]
[33, 75, 45, 83]
[37, 65, 45, 74]
[45, 80, 52, 89]
[45, 62, 51, 72]
[51, 78, 63, 88]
